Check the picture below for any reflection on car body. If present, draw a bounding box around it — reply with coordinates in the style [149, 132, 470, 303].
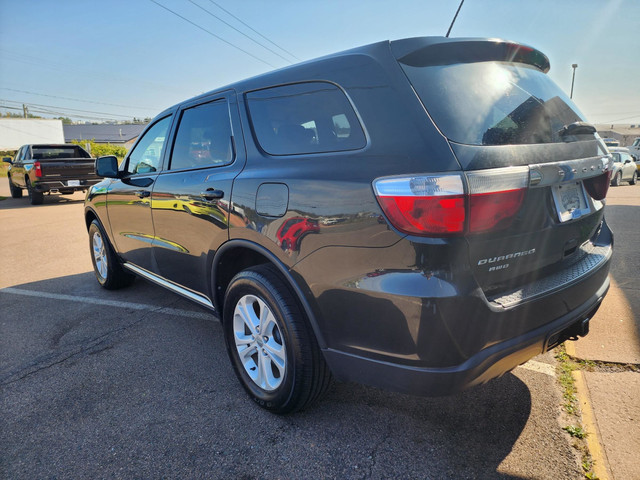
[276, 217, 320, 252]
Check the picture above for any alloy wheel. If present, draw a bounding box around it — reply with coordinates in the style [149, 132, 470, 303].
[232, 294, 286, 391]
[92, 231, 108, 280]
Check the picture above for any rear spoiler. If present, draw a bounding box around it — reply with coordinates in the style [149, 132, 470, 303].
[391, 37, 550, 73]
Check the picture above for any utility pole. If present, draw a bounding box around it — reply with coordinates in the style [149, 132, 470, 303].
[22, 104, 28, 118]
[570, 64, 578, 99]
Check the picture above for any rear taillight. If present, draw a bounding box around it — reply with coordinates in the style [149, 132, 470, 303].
[373, 167, 529, 237]
[583, 171, 611, 201]
[466, 167, 528, 233]
[34, 161, 42, 178]
[374, 175, 465, 235]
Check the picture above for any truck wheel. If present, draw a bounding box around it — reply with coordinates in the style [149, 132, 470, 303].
[89, 220, 135, 290]
[8, 176, 23, 198]
[223, 264, 332, 414]
[630, 171, 637, 185]
[26, 178, 44, 205]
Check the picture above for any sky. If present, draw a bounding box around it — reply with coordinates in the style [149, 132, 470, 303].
[0, 0, 638, 125]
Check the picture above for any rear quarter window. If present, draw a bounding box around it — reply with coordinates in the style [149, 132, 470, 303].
[246, 82, 366, 155]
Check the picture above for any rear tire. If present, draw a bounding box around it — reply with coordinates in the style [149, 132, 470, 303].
[630, 171, 637, 185]
[8, 176, 23, 198]
[88, 220, 135, 290]
[223, 264, 332, 413]
[26, 178, 43, 205]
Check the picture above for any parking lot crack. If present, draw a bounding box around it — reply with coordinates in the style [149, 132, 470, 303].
[0, 314, 151, 387]
[364, 415, 391, 479]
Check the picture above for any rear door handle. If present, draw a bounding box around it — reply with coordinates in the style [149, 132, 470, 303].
[200, 189, 224, 201]
[135, 190, 151, 198]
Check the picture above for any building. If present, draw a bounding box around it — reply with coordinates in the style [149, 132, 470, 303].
[63, 123, 147, 149]
[0, 119, 65, 150]
[595, 124, 640, 147]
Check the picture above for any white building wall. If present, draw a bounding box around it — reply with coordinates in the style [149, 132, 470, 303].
[0, 119, 65, 150]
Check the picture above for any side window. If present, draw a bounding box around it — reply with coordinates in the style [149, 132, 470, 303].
[169, 100, 233, 170]
[125, 116, 172, 175]
[14, 146, 25, 162]
[246, 82, 366, 155]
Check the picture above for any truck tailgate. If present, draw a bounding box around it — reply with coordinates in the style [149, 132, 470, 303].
[38, 158, 98, 181]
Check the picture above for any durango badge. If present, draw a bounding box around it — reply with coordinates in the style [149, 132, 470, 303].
[478, 249, 536, 266]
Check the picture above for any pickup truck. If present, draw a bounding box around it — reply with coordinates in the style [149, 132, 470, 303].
[3, 144, 102, 205]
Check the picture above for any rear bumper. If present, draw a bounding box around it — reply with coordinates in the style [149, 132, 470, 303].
[34, 178, 102, 192]
[323, 275, 609, 396]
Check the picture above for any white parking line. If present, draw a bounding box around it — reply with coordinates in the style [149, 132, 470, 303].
[1, 287, 217, 321]
[518, 359, 556, 377]
[0, 286, 563, 377]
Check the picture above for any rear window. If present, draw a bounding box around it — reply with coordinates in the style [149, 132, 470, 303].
[398, 60, 587, 146]
[32, 146, 91, 159]
[246, 82, 366, 155]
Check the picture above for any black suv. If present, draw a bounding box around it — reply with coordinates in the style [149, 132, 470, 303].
[85, 37, 613, 413]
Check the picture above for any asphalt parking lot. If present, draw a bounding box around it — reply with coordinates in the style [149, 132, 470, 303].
[0, 182, 636, 479]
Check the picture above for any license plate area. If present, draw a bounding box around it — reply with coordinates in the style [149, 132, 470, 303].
[551, 181, 590, 222]
[67, 180, 81, 187]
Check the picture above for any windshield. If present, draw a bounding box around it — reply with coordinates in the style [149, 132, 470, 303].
[399, 61, 587, 146]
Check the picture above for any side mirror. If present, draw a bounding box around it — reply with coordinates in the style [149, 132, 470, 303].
[95, 155, 120, 178]
[3, 157, 12, 164]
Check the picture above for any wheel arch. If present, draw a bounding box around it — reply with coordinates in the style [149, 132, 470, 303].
[85, 208, 98, 230]
[212, 239, 327, 349]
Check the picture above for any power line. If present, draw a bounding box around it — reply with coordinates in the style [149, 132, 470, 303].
[599, 114, 640, 123]
[0, 87, 157, 111]
[207, 0, 299, 61]
[185, 0, 293, 64]
[0, 99, 131, 119]
[149, 0, 278, 68]
[588, 110, 639, 116]
[30, 111, 128, 122]
[0, 48, 177, 94]
[1, 100, 135, 122]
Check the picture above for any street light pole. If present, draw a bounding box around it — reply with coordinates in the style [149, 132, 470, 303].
[570, 64, 578, 99]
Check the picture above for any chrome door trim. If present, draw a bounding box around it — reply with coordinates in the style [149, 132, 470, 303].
[123, 263, 215, 311]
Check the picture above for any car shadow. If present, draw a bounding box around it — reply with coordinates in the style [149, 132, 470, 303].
[1, 271, 535, 479]
[599, 203, 640, 345]
[0, 191, 86, 210]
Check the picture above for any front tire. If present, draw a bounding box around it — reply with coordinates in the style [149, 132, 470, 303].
[223, 265, 332, 413]
[630, 171, 637, 185]
[88, 220, 135, 290]
[8, 176, 23, 198]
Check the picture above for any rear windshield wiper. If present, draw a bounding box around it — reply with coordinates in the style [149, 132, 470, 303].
[558, 122, 596, 138]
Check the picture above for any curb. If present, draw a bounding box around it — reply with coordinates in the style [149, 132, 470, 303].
[566, 342, 610, 480]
